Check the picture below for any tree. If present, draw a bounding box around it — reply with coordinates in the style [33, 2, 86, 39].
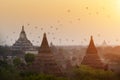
[0, 60, 22, 80]
[13, 57, 22, 67]
[72, 65, 119, 80]
[25, 53, 35, 65]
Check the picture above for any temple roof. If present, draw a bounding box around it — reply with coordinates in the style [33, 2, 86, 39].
[86, 36, 97, 54]
[19, 25, 27, 40]
[38, 33, 51, 53]
[22, 25, 25, 32]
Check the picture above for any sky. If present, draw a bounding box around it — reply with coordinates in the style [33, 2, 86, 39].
[0, 0, 120, 46]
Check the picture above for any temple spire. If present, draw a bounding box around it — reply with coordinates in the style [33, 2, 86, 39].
[41, 33, 49, 48]
[87, 35, 97, 53]
[22, 25, 24, 32]
[39, 33, 51, 53]
[19, 25, 27, 39]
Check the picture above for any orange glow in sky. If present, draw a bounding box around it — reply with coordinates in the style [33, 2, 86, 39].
[0, 0, 120, 46]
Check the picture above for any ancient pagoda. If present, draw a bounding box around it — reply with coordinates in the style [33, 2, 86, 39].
[101, 40, 108, 48]
[31, 33, 62, 76]
[12, 26, 34, 51]
[81, 36, 105, 69]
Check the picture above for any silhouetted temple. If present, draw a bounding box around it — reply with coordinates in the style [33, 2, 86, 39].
[101, 40, 107, 48]
[12, 26, 34, 51]
[38, 33, 51, 53]
[31, 33, 62, 76]
[81, 36, 105, 69]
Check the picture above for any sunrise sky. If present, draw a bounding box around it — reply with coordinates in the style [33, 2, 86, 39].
[0, 0, 120, 46]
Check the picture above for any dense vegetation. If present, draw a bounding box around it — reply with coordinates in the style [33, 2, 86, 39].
[0, 60, 67, 80]
[0, 60, 120, 80]
[25, 53, 35, 65]
[72, 65, 120, 80]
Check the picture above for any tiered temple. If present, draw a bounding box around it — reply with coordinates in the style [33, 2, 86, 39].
[12, 26, 34, 51]
[81, 36, 105, 69]
[31, 33, 62, 76]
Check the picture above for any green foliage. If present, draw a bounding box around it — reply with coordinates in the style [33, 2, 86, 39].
[23, 74, 67, 80]
[1, 59, 120, 80]
[72, 65, 119, 80]
[25, 53, 35, 65]
[13, 57, 22, 67]
[0, 60, 21, 80]
[0, 60, 67, 80]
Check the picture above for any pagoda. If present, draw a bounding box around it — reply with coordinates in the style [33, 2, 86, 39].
[101, 40, 108, 48]
[81, 36, 105, 69]
[31, 33, 62, 76]
[12, 26, 34, 51]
